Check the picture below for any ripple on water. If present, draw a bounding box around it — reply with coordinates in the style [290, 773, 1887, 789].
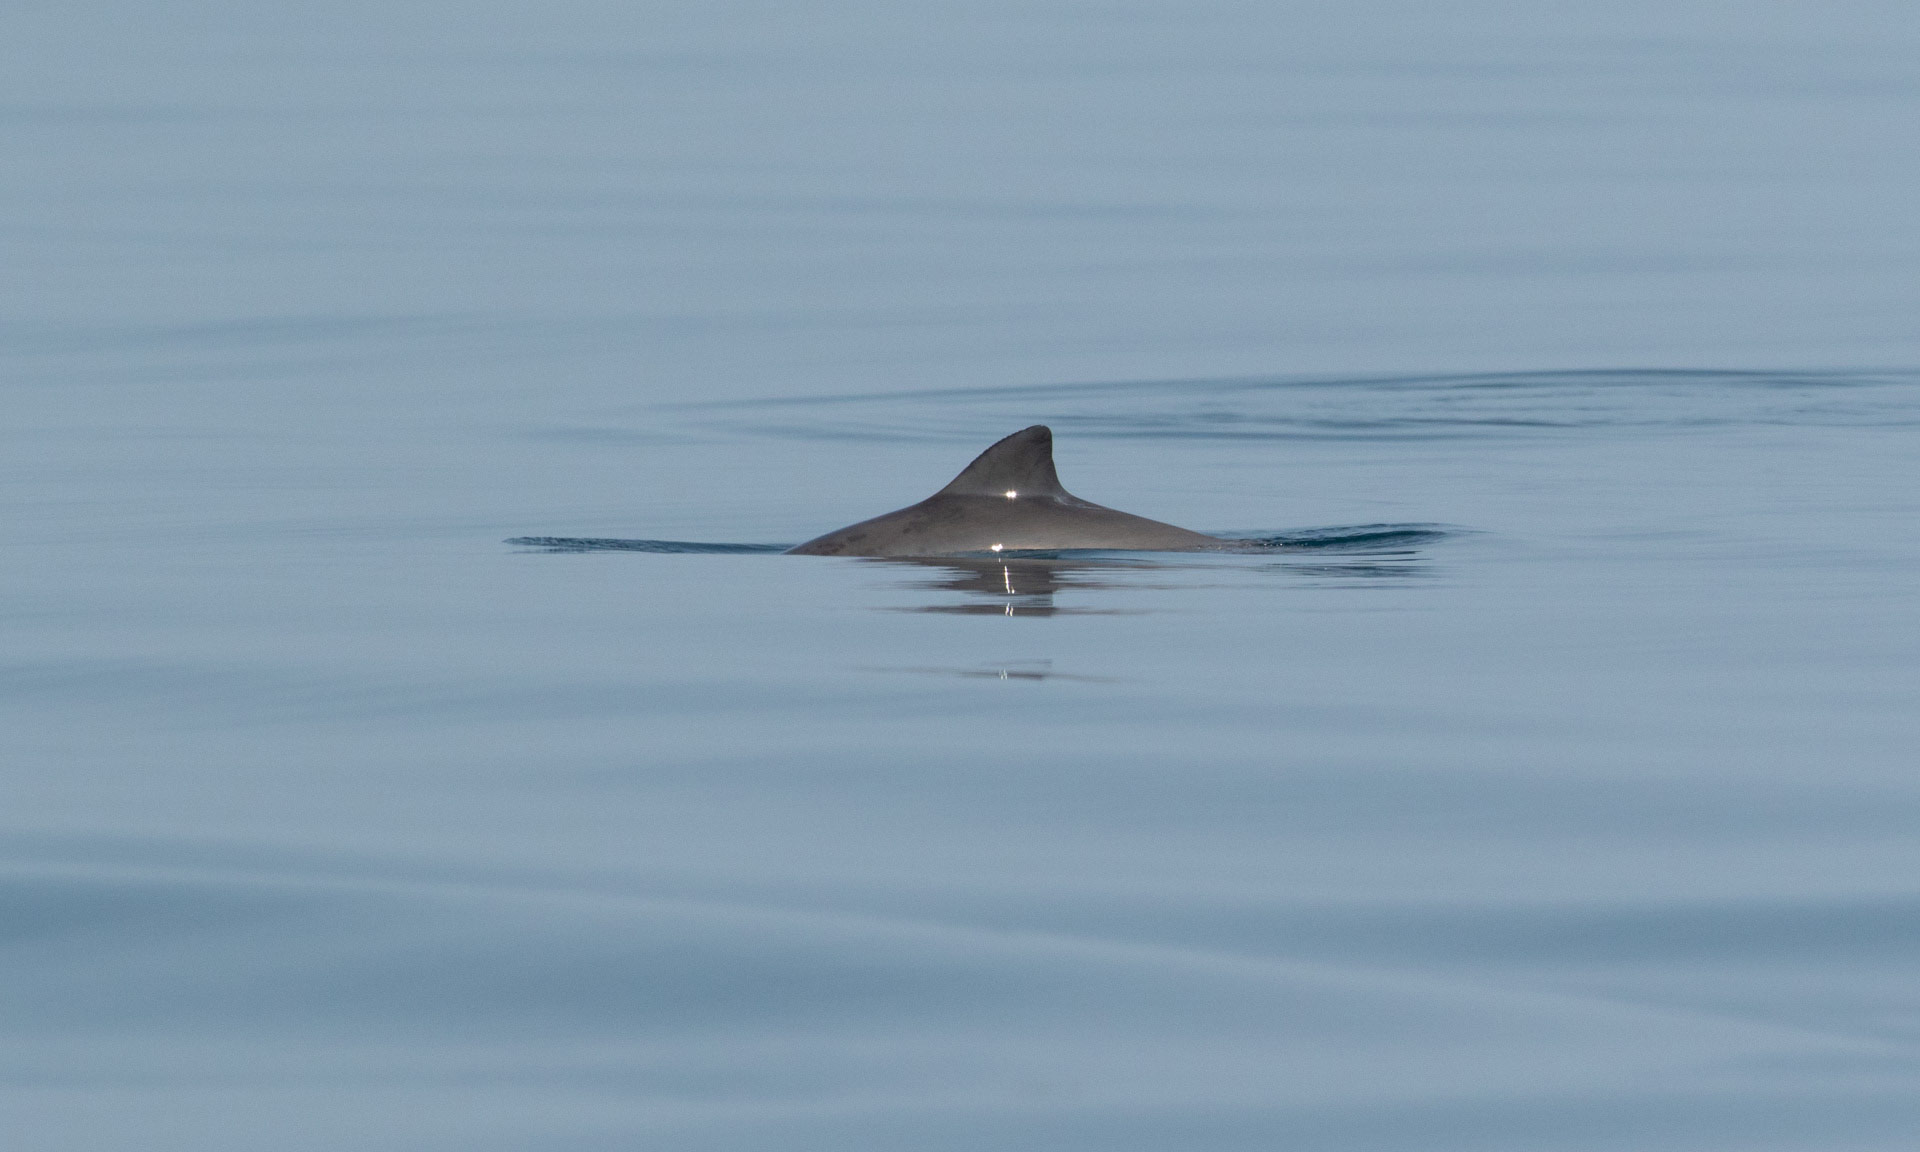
[651, 369, 1920, 445]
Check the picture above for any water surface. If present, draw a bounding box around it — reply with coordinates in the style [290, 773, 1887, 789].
[6, 3, 1920, 1149]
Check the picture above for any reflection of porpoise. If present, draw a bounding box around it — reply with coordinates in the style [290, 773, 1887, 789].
[788, 425, 1219, 557]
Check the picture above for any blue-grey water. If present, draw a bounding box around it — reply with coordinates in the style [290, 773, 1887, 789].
[7, 3, 1920, 1149]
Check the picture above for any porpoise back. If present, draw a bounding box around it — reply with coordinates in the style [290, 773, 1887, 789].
[787, 425, 1219, 557]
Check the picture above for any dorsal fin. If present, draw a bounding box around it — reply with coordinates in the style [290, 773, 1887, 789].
[936, 425, 1068, 497]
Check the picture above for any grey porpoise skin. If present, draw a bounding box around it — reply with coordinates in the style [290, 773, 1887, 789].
[787, 425, 1221, 557]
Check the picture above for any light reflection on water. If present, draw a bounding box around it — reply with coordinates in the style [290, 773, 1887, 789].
[504, 524, 1451, 616]
[863, 658, 1118, 682]
[872, 546, 1438, 616]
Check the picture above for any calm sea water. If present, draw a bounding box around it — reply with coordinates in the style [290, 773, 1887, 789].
[7, 3, 1920, 1149]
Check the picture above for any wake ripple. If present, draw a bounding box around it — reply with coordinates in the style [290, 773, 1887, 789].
[1224, 524, 1456, 553]
[506, 537, 789, 554]
[659, 368, 1920, 445]
[506, 525, 1456, 557]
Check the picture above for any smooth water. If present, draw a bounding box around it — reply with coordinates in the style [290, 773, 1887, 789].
[7, 3, 1920, 1149]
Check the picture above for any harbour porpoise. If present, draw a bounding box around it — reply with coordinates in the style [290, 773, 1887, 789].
[788, 425, 1220, 557]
